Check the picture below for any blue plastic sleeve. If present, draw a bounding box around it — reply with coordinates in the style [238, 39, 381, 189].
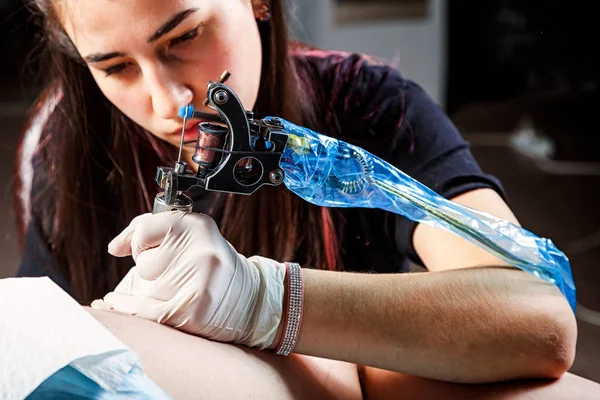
[265, 116, 576, 312]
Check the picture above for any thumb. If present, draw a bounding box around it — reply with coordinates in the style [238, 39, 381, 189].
[109, 211, 187, 261]
[108, 214, 152, 257]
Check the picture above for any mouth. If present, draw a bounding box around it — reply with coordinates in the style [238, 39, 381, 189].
[168, 114, 228, 146]
[169, 121, 202, 143]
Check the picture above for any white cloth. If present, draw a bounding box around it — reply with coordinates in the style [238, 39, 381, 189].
[0, 277, 167, 399]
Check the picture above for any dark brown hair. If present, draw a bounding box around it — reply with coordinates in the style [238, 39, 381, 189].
[15, 0, 339, 304]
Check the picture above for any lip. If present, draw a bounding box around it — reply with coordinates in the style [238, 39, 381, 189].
[181, 126, 200, 143]
[169, 120, 201, 136]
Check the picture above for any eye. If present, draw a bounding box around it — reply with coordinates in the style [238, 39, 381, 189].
[169, 25, 200, 48]
[103, 62, 132, 77]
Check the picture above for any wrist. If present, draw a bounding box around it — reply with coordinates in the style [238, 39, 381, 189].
[269, 295, 287, 350]
[268, 263, 291, 350]
[272, 262, 304, 356]
[243, 256, 287, 349]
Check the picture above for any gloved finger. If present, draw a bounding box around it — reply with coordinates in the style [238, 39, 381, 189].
[102, 291, 171, 322]
[113, 263, 178, 302]
[115, 211, 187, 261]
[90, 267, 140, 308]
[90, 299, 112, 310]
[112, 266, 176, 302]
[113, 266, 143, 294]
[134, 246, 174, 281]
[108, 213, 152, 257]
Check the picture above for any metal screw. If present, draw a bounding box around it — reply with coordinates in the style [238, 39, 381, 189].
[269, 169, 284, 184]
[214, 90, 229, 105]
[218, 70, 231, 83]
[265, 118, 283, 128]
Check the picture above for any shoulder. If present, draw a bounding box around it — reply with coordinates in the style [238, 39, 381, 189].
[291, 48, 441, 156]
[291, 46, 404, 86]
[291, 48, 411, 115]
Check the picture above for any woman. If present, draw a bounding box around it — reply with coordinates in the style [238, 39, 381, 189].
[15, 0, 580, 390]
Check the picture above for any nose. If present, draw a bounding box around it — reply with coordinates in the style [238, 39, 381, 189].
[145, 65, 193, 120]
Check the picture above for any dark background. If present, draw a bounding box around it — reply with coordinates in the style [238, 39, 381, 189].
[447, 0, 600, 162]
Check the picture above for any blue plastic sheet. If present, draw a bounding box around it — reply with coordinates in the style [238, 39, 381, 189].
[267, 117, 576, 311]
[27, 364, 171, 400]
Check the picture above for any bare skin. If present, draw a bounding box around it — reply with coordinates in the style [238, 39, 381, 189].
[360, 367, 600, 400]
[86, 307, 362, 400]
[87, 307, 600, 399]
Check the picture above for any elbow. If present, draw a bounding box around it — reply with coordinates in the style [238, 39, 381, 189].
[525, 300, 578, 380]
[539, 319, 577, 379]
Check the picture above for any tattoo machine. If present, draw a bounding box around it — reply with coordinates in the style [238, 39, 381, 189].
[152, 71, 576, 312]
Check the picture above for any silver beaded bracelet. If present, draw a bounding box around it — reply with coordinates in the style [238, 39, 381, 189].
[275, 262, 304, 356]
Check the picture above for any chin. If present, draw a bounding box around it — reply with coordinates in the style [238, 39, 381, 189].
[155, 134, 178, 147]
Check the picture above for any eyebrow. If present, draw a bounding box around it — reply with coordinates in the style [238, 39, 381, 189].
[148, 8, 199, 43]
[82, 8, 199, 63]
[84, 52, 126, 63]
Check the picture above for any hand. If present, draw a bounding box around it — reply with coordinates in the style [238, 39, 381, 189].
[91, 211, 287, 349]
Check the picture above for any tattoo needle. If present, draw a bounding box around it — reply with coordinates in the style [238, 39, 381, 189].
[177, 106, 189, 164]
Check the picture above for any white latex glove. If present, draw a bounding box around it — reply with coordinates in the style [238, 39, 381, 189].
[92, 211, 287, 350]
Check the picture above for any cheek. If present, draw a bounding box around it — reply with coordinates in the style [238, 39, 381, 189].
[92, 74, 153, 131]
[226, 45, 262, 111]
[114, 93, 151, 129]
[182, 47, 260, 113]
[190, 23, 261, 111]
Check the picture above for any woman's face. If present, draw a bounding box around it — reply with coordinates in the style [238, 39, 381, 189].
[60, 0, 263, 154]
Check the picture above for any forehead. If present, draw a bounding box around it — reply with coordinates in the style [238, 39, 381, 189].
[60, 0, 212, 52]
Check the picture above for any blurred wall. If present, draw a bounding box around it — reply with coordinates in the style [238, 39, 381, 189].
[288, 0, 447, 106]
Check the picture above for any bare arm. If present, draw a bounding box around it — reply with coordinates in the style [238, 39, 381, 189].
[291, 189, 577, 383]
[359, 367, 600, 400]
[85, 307, 362, 400]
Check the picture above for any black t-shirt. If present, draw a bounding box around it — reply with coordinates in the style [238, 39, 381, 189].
[16, 51, 505, 294]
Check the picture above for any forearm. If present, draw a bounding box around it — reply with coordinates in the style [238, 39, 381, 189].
[360, 368, 600, 400]
[86, 308, 362, 400]
[293, 267, 577, 383]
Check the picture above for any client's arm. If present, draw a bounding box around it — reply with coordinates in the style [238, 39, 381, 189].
[86, 308, 600, 400]
[85, 307, 362, 400]
[359, 366, 600, 400]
